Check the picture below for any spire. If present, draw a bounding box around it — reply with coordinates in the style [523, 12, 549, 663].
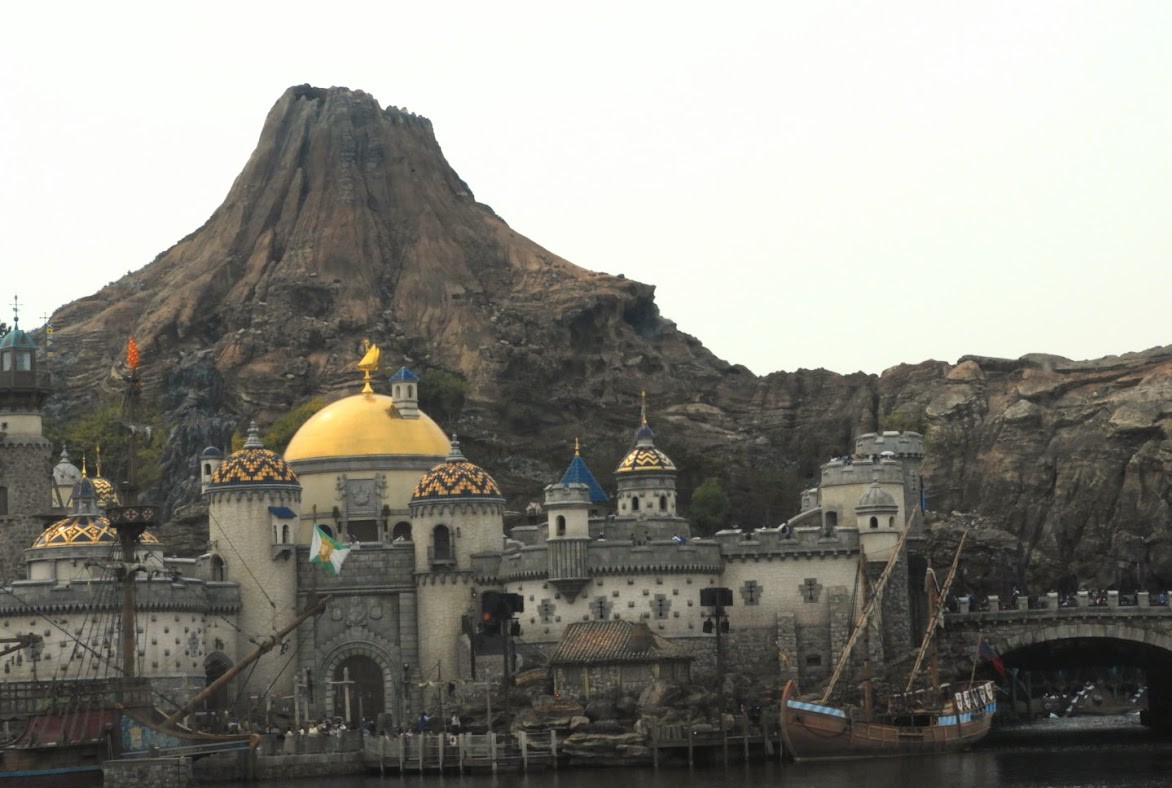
[446, 434, 465, 461]
[244, 421, 264, 449]
[11, 294, 19, 330]
[81, 451, 89, 478]
[95, 444, 103, 477]
[634, 391, 655, 444]
[574, 437, 581, 457]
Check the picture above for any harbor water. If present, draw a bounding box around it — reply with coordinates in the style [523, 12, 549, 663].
[214, 715, 1172, 787]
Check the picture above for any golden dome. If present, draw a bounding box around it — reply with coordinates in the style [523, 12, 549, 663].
[284, 393, 450, 462]
[32, 515, 161, 549]
[411, 439, 504, 502]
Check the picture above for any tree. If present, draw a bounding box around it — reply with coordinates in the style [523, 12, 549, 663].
[688, 477, 731, 536]
[419, 369, 469, 426]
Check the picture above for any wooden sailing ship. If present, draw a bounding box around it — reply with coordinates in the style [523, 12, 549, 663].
[1, 340, 330, 785]
[781, 524, 997, 760]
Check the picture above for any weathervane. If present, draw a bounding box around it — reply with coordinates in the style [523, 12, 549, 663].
[356, 339, 381, 394]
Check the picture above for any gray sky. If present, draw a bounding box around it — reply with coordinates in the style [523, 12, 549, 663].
[2, 2, 1170, 375]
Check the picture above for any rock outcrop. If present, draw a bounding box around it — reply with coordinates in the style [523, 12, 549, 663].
[38, 85, 1172, 592]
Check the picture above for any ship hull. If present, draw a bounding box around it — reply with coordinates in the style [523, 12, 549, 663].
[781, 680, 995, 761]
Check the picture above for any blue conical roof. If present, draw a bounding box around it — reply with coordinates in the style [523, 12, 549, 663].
[560, 454, 609, 503]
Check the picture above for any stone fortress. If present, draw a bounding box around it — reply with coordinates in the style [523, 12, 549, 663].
[0, 321, 927, 725]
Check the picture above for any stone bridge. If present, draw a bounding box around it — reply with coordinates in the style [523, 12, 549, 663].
[938, 590, 1172, 728]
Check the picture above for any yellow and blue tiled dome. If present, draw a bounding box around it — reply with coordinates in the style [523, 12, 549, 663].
[32, 515, 160, 549]
[615, 394, 676, 475]
[614, 399, 676, 474]
[411, 438, 504, 502]
[208, 423, 299, 488]
[85, 476, 120, 509]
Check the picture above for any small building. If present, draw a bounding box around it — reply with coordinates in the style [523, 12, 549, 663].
[549, 620, 692, 701]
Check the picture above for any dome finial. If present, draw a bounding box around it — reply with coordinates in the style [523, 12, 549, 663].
[95, 444, 103, 477]
[11, 294, 18, 331]
[81, 451, 88, 478]
[640, 390, 648, 426]
[357, 339, 381, 394]
[244, 421, 264, 449]
[447, 433, 465, 461]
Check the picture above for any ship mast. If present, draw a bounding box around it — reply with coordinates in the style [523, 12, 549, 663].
[105, 337, 158, 679]
[819, 511, 916, 705]
[904, 529, 969, 693]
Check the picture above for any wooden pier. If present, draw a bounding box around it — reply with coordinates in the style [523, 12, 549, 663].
[364, 730, 559, 774]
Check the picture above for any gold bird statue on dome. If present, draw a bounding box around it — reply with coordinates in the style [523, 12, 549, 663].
[357, 339, 381, 393]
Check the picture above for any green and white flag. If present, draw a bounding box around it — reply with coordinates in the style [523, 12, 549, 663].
[310, 524, 351, 575]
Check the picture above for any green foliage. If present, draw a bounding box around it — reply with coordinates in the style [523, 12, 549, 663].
[879, 410, 927, 435]
[688, 477, 731, 536]
[265, 396, 326, 454]
[419, 369, 469, 426]
[44, 392, 165, 492]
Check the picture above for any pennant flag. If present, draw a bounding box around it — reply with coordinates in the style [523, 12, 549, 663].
[310, 524, 351, 575]
[127, 336, 140, 370]
[978, 638, 1007, 678]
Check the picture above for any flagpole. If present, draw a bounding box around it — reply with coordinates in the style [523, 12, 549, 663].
[969, 632, 981, 684]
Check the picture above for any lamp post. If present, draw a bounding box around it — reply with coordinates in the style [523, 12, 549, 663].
[401, 662, 411, 733]
[701, 587, 733, 765]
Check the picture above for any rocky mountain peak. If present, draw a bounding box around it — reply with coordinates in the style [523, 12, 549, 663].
[39, 86, 1172, 593]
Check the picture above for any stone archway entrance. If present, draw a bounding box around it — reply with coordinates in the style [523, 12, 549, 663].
[332, 654, 385, 726]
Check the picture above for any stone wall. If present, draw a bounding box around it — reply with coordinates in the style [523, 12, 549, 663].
[0, 438, 51, 584]
[104, 756, 195, 788]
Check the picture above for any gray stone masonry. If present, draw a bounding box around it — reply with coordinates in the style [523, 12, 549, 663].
[103, 756, 195, 788]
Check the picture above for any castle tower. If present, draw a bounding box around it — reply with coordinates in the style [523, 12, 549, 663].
[199, 446, 224, 494]
[855, 481, 902, 562]
[389, 367, 420, 419]
[544, 441, 601, 602]
[0, 314, 52, 583]
[204, 422, 301, 700]
[409, 437, 506, 681]
[51, 446, 81, 510]
[613, 393, 678, 521]
[854, 431, 925, 517]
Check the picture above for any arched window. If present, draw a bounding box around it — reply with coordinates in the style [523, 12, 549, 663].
[632, 497, 640, 512]
[888, 516, 895, 528]
[393, 384, 401, 398]
[203, 463, 212, 476]
[392, 521, 412, 541]
[556, 515, 566, 536]
[825, 511, 838, 529]
[659, 495, 667, 511]
[282, 524, 290, 543]
[272, 525, 278, 543]
[869, 516, 879, 529]
[408, 384, 414, 398]
[432, 524, 453, 563]
[210, 555, 225, 582]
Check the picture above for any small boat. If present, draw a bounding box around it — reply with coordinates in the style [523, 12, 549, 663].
[781, 525, 996, 760]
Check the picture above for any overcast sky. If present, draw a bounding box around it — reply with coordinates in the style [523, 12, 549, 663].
[2, 2, 1169, 375]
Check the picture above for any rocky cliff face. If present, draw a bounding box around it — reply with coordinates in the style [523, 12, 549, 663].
[43, 86, 1172, 592]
